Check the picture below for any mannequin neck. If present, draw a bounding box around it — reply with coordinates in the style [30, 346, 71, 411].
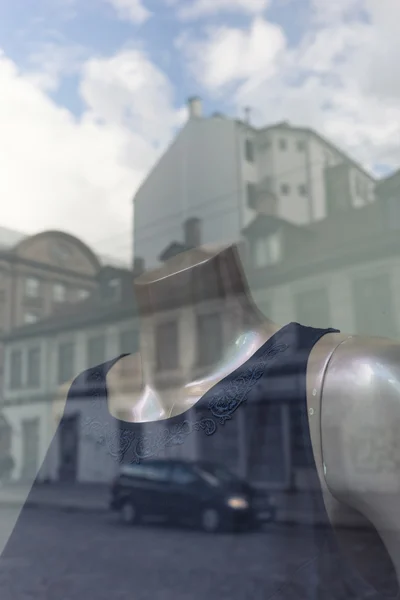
[133, 244, 277, 387]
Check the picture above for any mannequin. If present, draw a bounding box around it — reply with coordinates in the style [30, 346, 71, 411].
[106, 242, 400, 593]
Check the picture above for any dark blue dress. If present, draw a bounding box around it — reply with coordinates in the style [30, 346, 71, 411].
[0, 322, 398, 599]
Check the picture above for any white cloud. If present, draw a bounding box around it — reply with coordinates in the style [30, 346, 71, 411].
[170, 0, 270, 20]
[179, 2, 400, 172]
[310, 0, 364, 24]
[25, 42, 88, 92]
[0, 47, 183, 261]
[177, 18, 285, 91]
[105, 0, 151, 24]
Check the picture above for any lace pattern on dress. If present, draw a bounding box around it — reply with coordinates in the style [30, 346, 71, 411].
[81, 341, 289, 463]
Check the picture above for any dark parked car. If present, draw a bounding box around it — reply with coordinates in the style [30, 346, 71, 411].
[109, 459, 275, 533]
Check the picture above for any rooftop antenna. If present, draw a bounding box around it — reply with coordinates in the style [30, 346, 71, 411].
[244, 106, 252, 125]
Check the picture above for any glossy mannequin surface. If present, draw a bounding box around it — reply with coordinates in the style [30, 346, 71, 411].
[107, 243, 280, 422]
[307, 332, 400, 591]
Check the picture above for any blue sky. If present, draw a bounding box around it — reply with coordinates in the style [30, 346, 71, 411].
[0, 0, 311, 118]
[0, 0, 398, 260]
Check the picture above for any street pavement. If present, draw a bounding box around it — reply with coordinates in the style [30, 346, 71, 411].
[0, 507, 315, 599]
[0, 507, 395, 599]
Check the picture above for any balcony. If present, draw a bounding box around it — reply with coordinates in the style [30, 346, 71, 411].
[247, 178, 278, 216]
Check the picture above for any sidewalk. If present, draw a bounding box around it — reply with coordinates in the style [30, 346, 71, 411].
[0, 483, 367, 528]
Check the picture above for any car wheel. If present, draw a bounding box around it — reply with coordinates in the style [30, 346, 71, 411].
[200, 507, 221, 533]
[120, 500, 139, 526]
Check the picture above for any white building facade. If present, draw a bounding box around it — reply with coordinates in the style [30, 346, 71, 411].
[133, 98, 376, 268]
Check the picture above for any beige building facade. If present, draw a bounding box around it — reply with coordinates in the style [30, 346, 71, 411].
[0, 230, 101, 335]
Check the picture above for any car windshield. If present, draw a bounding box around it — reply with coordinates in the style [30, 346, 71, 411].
[193, 463, 239, 486]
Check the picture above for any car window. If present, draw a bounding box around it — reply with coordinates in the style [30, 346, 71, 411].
[120, 462, 170, 482]
[171, 464, 198, 485]
[120, 463, 145, 478]
[194, 463, 238, 484]
[143, 462, 170, 482]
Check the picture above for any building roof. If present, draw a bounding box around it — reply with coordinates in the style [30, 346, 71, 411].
[2, 265, 139, 342]
[158, 241, 191, 262]
[0, 225, 128, 268]
[244, 200, 397, 289]
[259, 122, 376, 181]
[241, 214, 308, 238]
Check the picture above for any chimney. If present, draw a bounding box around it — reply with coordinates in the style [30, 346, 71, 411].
[184, 217, 201, 249]
[133, 256, 145, 275]
[187, 96, 202, 119]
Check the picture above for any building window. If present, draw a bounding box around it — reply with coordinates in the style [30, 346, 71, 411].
[355, 174, 368, 200]
[260, 139, 271, 151]
[386, 196, 400, 230]
[109, 278, 120, 289]
[119, 328, 139, 355]
[353, 274, 395, 338]
[278, 138, 287, 150]
[245, 139, 254, 162]
[246, 182, 257, 209]
[27, 347, 41, 387]
[156, 321, 178, 371]
[53, 283, 66, 303]
[298, 184, 307, 196]
[355, 174, 361, 195]
[77, 289, 90, 301]
[280, 183, 290, 195]
[10, 349, 22, 389]
[297, 140, 305, 152]
[87, 334, 106, 367]
[57, 341, 75, 384]
[253, 233, 281, 267]
[295, 288, 331, 328]
[101, 278, 121, 302]
[196, 313, 223, 367]
[24, 313, 38, 324]
[25, 277, 39, 298]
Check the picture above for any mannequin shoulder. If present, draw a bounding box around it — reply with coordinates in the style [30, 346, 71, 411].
[323, 333, 400, 403]
[321, 334, 400, 497]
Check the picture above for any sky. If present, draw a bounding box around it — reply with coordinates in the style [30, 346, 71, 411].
[0, 0, 400, 262]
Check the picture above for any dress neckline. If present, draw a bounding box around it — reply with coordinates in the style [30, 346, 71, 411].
[103, 321, 295, 431]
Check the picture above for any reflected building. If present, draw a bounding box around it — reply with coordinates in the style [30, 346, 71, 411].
[0, 264, 143, 484]
[133, 97, 376, 269]
[3, 193, 400, 490]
